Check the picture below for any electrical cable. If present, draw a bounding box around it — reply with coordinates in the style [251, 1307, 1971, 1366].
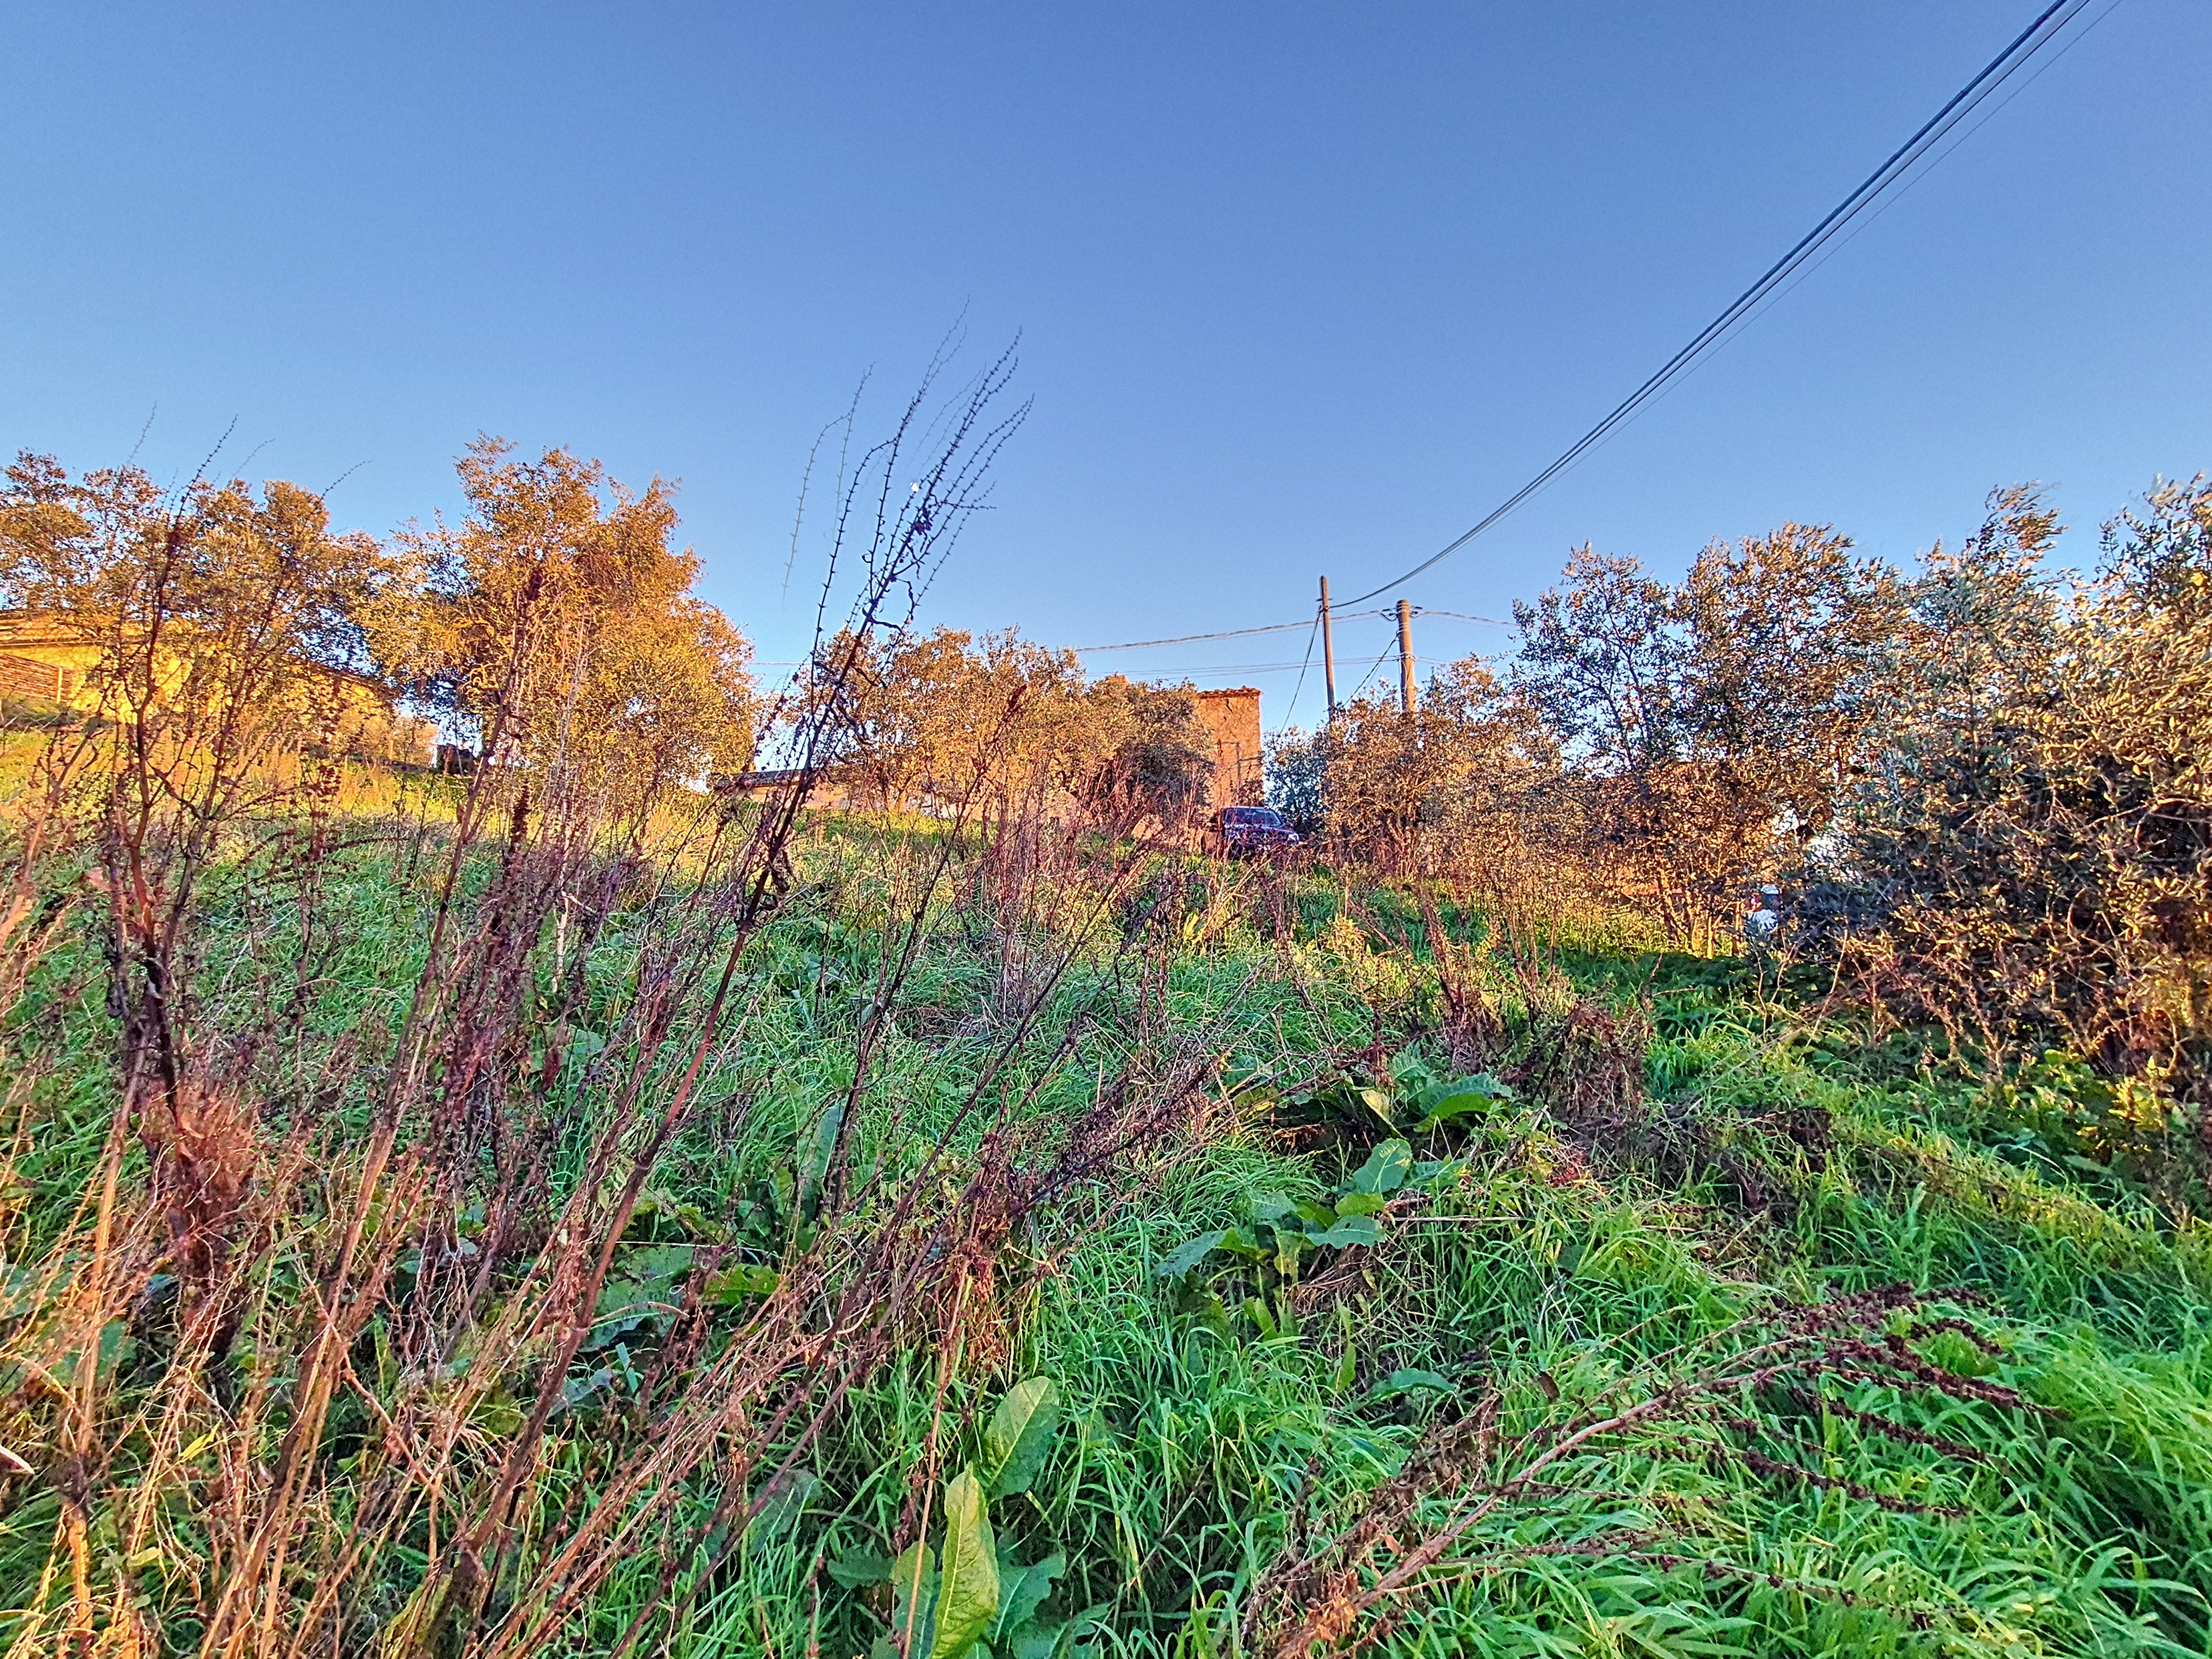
[762, 8, 2110, 698]
[1281, 610, 1322, 728]
[1169, 659, 1328, 673]
[1072, 604, 1503, 655]
[1344, 643, 1397, 704]
[1570, 0, 2131, 449]
[1334, 0, 2098, 610]
[1679, 0, 2129, 353]
[1071, 618, 1335, 653]
[758, 605, 1493, 687]
[1409, 608, 1510, 626]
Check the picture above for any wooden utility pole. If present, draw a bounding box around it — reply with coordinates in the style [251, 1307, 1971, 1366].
[1319, 575, 1337, 719]
[1397, 598, 1417, 714]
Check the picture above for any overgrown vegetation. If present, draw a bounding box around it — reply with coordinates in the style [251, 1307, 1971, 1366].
[1274, 479, 2212, 1159]
[3, 393, 2211, 1657]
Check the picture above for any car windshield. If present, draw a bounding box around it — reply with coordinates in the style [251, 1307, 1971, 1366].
[1226, 808, 1282, 825]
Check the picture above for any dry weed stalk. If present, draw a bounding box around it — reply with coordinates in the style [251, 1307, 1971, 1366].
[1250, 1284, 2044, 1658]
[0, 353, 1266, 1658]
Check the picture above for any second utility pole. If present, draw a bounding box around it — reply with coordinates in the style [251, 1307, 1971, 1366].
[1319, 575, 1336, 719]
[1397, 598, 1417, 714]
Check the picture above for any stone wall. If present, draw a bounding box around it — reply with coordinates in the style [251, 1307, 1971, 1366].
[0, 609, 427, 761]
[0, 653, 63, 701]
[1191, 687, 1262, 810]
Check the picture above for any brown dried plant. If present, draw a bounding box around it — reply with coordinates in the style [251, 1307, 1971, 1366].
[1249, 1284, 2044, 1659]
[0, 349, 1275, 1659]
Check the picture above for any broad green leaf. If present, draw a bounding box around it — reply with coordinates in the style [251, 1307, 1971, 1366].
[1250, 1193, 1294, 1225]
[827, 1549, 895, 1588]
[1356, 1087, 1399, 1131]
[599, 1244, 694, 1307]
[1153, 1232, 1227, 1280]
[1291, 1196, 1338, 1228]
[1166, 1280, 1210, 1316]
[1350, 1139, 1414, 1195]
[1330, 1190, 1387, 1218]
[1418, 1073, 1511, 1111]
[1376, 1367, 1451, 1398]
[631, 1188, 729, 1244]
[1013, 1604, 1107, 1659]
[1216, 1227, 1268, 1261]
[992, 1548, 1065, 1641]
[1303, 1214, 1382, 1248]
[587, 1246, 697, 1349]
[931, 1469, 1000, 1659]
[1271, 1228, 1304, 1283]
[471, 1389, 524, 1437]
[982, 1377, 1061, 1498]
[703, 1263, 780, 1304]
[1412, 1092, 1494, 1132]
[892, 1543, 939, 1657]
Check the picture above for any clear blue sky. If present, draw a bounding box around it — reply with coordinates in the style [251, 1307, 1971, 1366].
[5, 1, 2205, 729]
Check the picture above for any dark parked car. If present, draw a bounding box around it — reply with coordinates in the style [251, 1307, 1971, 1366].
[1213, 805, 1301, 856]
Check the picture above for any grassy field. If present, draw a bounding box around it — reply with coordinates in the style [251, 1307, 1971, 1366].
[4, 785, 2211, 1658]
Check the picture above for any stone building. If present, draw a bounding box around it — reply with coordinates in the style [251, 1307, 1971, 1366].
[0, 610, 435, 765]
[0, 612, 98, 705]
[1190, 687, 1262, 811]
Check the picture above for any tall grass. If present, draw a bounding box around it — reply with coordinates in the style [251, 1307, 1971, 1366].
[3, 715, 2211, 1656]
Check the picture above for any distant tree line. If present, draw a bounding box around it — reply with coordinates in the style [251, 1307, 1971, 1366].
[14, 437, 2202, 1105]
[0, 441, 757, 833]
[0, 439, 1219, 840]
[1271, 477, 2212, 1109]
[811, 624, 1212, 830]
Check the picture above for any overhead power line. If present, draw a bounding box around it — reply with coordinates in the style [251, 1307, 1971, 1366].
[1344, 643, 1399, 705]
[1408, 608, 1511, 626]
[1073, 605, 1505, 654]
[1336, 0, 2100, 610]
[1284, 612, 1322, 715]
[1070, 618, 1326, 653]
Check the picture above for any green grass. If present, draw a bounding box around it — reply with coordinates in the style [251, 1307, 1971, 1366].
[5, 821, 2211, 1658]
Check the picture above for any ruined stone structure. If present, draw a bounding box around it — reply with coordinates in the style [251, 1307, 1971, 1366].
[1191, 687, 1262, 811]
[0, 610, 436, 765]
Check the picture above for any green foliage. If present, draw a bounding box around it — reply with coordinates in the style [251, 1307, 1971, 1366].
[838, 1378, 1075, 1659]
[1153, 1137, 1465, 1342]
[13, 786, 2212, 1659]
[1270, 1052, 1514, 1149]
[1793, 482, 2212, 1137]
[930, 1470, 998, 1659]
[982, 1376, 1061, 1499]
